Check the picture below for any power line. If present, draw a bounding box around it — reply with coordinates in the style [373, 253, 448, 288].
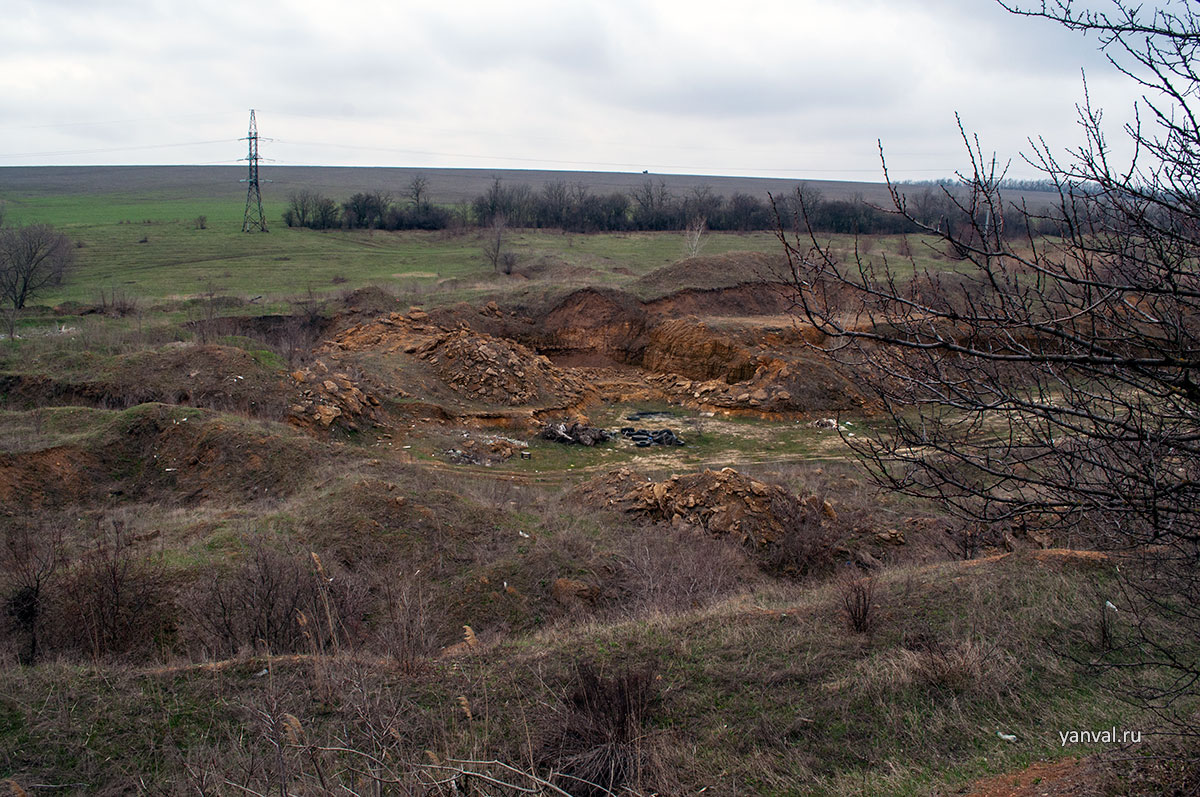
[241, 110, 267, 233]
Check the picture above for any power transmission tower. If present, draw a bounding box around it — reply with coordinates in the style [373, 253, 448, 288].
[241, 109, 267, 232]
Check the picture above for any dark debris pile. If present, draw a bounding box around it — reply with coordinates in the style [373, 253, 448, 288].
[620, 427, 685, 447]
[541, 421, 612, 446]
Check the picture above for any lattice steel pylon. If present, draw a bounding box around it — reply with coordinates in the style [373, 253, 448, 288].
[241, 109, 268, 232]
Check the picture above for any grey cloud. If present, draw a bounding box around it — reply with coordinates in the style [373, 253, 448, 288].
[0, 0, 1152, 179]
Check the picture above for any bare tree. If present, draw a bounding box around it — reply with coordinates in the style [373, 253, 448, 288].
[483, 213, 509, 273]
[407, 173, 429, 209]
[283, 190, 336, 229]
[779, 0, 1200, 738]
[682, 215, 707, 258]
[283, 190, 317, 228]
[0, 223, 73, 337]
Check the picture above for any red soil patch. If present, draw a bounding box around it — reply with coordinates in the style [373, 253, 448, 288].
[965, 757, 1101, 797]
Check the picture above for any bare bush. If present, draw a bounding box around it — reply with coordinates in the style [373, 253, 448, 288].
[375, 568, 435, 672]
[0, 522, 61, 665]
[760, 494, 837, 577]
[618, 529, 754, 614]
[682, 215, 706, 258]
[840, 575, 876, 634]
[94, 285, 140, 317]
[57, 516, 172, 660]
[542, 659, 660, 796]
[183, 542, 365, 659]
[499, 250, 518, 275]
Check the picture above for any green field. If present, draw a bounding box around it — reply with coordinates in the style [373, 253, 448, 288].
[1, 207, 947, 314]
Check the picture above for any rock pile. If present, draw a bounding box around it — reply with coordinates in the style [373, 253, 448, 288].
[581, 467, 833, 548]
[287, 361, 381, 431]
[330, 310, 592, 410]
[644, 362, 801, 412]
[443, 432, 528, 465]
[415, 329, 590, 407]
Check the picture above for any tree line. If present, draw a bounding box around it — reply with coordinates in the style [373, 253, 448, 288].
[282, 175, 1037, 237]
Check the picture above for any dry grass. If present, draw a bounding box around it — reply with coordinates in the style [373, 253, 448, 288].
[833, 637, 1019, 697]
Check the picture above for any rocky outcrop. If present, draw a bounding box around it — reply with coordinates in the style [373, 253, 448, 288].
[287, 361, 381, 431]
[642, 319, 759, 382]
[328, 310, 593, 411]
[582, 467, 833, 549]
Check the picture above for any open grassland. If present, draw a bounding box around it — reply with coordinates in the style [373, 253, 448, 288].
[4, 190, 788, 306]
[19, 213, 947, 312]
[0, 166, 971, 311]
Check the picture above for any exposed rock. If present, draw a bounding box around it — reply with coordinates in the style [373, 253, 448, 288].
[580, 466, 826, 549]
[551, 577, 599, 605]
[287, 360, 381, 432]
[875, 528, 906, 545]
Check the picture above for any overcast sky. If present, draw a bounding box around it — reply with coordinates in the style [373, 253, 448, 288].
[0, 0, 1149, 181]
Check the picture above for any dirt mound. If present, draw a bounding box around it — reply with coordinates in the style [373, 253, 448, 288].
[631, 251, 791, 299]
[0, 404, 320, 509]
[1, 344, 289, 418]
[104, 403, 319, 502]
[296, 476, 441, 563]
[582, 466, 832, 548]
[415, 328, 591, 406]
[331, 311, 592, 410]
[517, 255, 598, 281]
[645, 282, 797, 318]
[287, 360, 382, 431]
[0, 446, 101, 512]
[335, 286, 405, 317]
[535, 288, 649, 362]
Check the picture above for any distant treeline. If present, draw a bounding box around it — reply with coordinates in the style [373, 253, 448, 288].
[899, 177, 1063, 193]
[282, 177, 1052, 237]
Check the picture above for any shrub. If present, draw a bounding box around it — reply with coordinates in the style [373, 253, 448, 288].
[56, 517, 172, 660]
[543, 659, 660, 796]
[840, 575, 875, 634]
[183, 542, 366, 659]
[760, 493, 837, 577]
